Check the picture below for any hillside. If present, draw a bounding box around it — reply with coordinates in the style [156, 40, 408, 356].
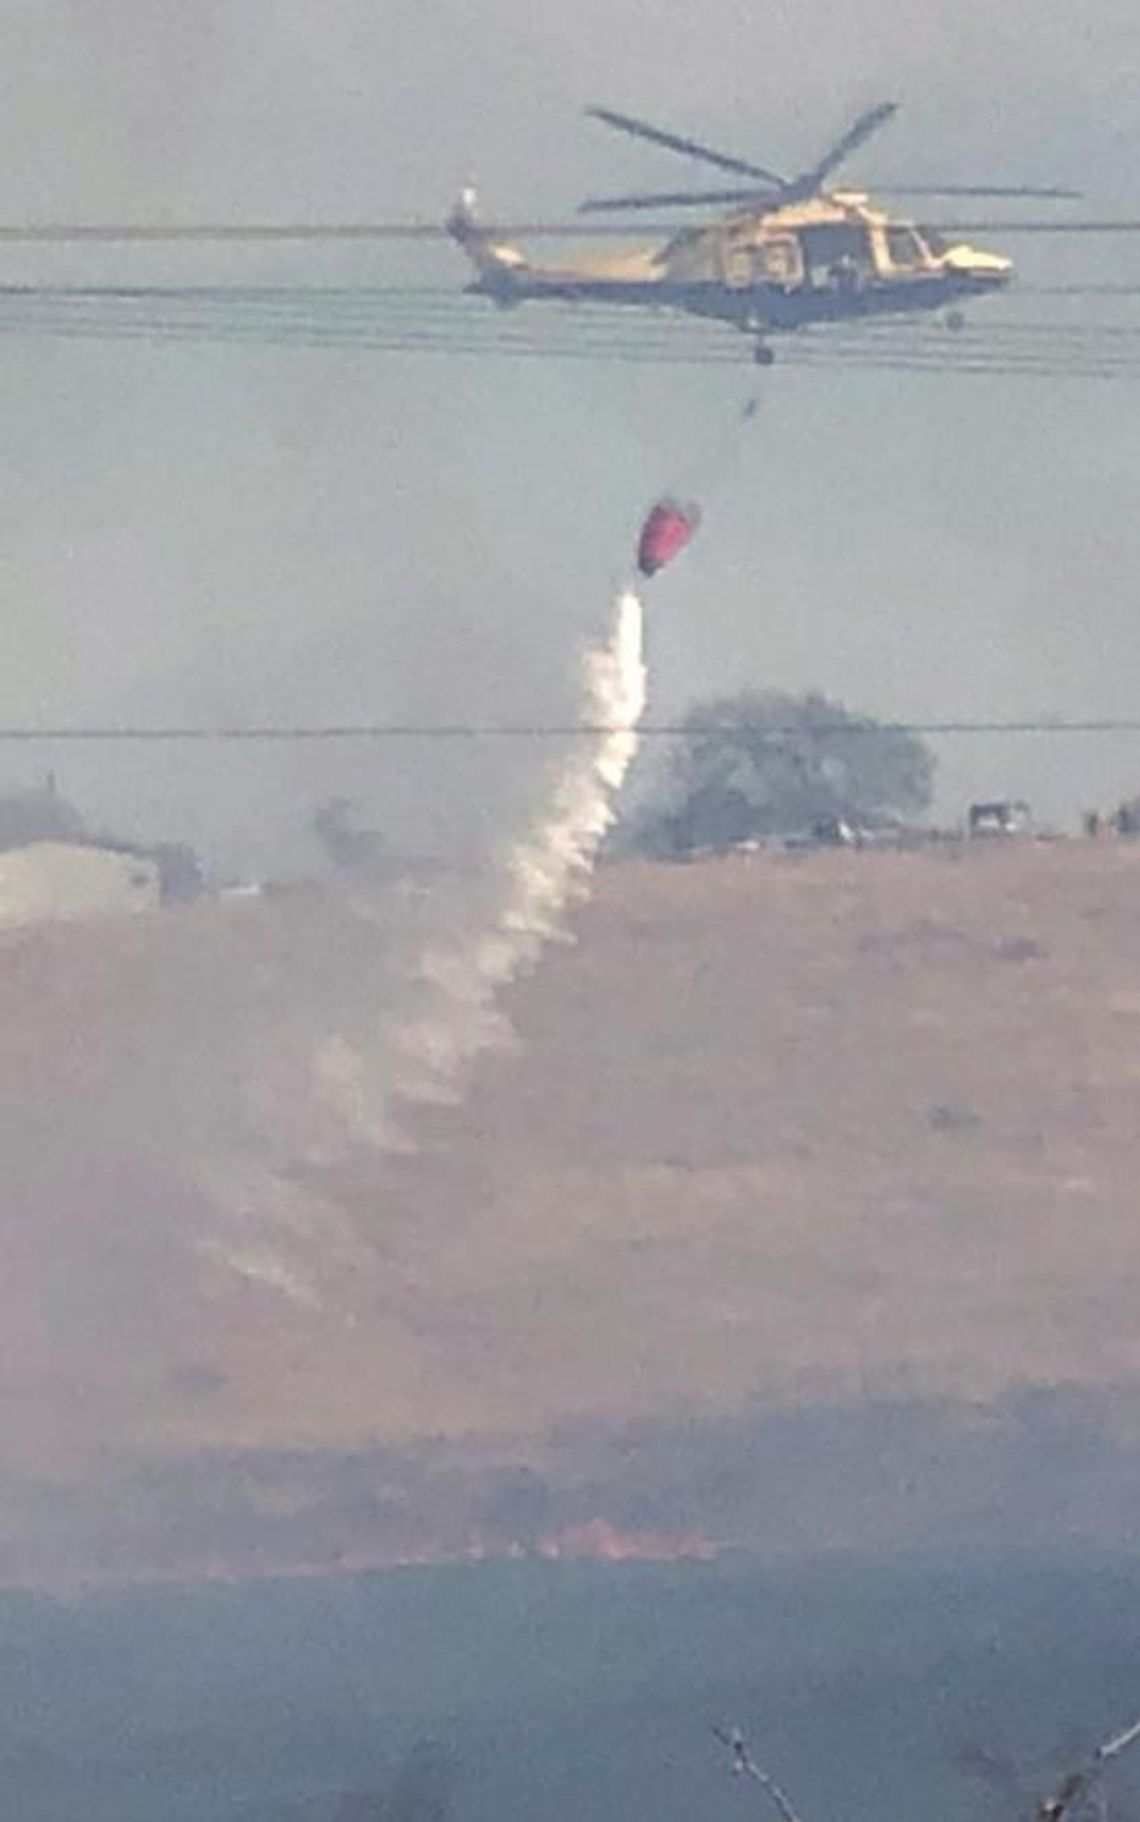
[5, 837, 1140, 1584]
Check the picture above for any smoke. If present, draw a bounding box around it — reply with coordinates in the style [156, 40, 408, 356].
[314, 588, 647, 1147]
[195, 590, 646, 1306]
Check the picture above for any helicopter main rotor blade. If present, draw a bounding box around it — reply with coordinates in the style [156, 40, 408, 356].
[0, 220, 456, 242]
[878, 183, 1082, 199]
[580, 185, 775, 212]
[791, 99, 899, 197]
[585, 105, 786, 185]
[3, 212, 1140, 245]
[0, 217, 698, 242]
[928, 217, 1140, 233]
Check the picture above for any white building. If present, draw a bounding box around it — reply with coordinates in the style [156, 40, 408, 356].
[0, 841, 161, 929]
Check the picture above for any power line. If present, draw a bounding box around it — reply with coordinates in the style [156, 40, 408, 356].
[0, 216, 1137, 241]
[1, 718, 1139, 743]
[0, 283, 1137, 376]
[0, 317, 1136, 377]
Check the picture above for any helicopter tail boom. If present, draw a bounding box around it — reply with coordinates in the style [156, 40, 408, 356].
[446, 187, 530, 296]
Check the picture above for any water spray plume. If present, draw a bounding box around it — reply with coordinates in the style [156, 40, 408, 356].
[207, 591, 646, 1298]
[482, 586, 645, 954]
[324, 589, 647, 1141]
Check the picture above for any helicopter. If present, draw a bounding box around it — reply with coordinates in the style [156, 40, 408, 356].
[447, 101, 1073, 363]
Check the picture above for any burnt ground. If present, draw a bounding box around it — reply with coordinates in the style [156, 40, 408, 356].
[5, 837, 1140, 1583]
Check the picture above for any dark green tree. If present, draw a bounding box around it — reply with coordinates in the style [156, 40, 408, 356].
[0, 780, 87, 850]
[629, 689, 934, 856]
[311, 797, 388, 873]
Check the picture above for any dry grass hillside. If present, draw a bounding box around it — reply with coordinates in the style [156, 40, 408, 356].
[4, 837, 1140, 1584]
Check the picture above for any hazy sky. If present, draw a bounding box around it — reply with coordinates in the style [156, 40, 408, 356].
[0, 0, 1139, 864]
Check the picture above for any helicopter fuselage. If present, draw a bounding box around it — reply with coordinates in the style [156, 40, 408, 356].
[451, 190, 1013, 343]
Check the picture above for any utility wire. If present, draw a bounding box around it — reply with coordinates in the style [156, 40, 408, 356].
[1, 719, 1139, 744]
[0, 318, 1135, 376]
[0, 284, 1137, 375]
[0, 216, 1138, 240]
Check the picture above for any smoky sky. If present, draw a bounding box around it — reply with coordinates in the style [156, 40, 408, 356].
[0, 1, 1138, 867]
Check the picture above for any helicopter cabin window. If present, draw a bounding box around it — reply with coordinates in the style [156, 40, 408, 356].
[758, 237, 799, 285]
[721, 243, 758, 288]
[797, 223, 872, 289]
[886, 226, 928, 271]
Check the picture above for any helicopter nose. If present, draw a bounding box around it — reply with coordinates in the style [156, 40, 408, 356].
[942, 243, 1014, 290]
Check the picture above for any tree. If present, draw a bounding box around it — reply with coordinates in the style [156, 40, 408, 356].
[311, 797, 388, 873]
[628, 689, 934, 857]
[0, 780, 87, 850]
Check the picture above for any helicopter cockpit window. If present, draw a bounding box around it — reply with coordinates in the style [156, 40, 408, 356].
[886, 226, 928, 270]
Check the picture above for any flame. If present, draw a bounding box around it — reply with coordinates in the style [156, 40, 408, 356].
[534, 1518, 717, 1562]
